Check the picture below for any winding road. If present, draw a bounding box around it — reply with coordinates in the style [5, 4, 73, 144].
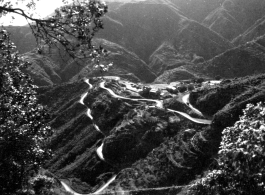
[96, 142, 105, 161]
[182, 94, 203, 117]
[100, 81, 163, 108]
[100, 80, 211, 124]
[61, 76, 212, 195]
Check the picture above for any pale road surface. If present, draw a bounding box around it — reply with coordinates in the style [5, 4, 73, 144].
[61, 181, 83, 195]
[167, 109, 211, 125]
[96, 142, 105, 161]
[99, 81, 163, 108]
[84, 78, 93, 89]
[86, 108, 93, 120]
[182, 94, 203, 117]
[100, 81, 211, 124]
[62, 78, 115, 195]
[93, 175, 117, 194]
[62, 77, 212, 194]
[61, 176, 117, 195]
[79, 92, 88, 105]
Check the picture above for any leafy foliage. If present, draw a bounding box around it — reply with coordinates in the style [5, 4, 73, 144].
[0, 30, 52, 194]
[30, 174, 55, 195]
[0, 0, 109, 65]
[191, 102, 265, 195]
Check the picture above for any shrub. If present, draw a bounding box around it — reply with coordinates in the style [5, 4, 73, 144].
[187, 84, 195, 91]
[178, 85, 187, 93]
[190, 102, 265, 195]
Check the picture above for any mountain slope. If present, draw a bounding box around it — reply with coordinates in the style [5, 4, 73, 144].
[147, 19, 232, 76]
[233, 15, 265, 45]
[98, 1, 189, 62]
[104, 74, 265, 192]
[187, 35, 265, 79]
[156, 34, 265, 82]
[69, 39, 157, 83]
[203, 0, 265, 40]
[38, 77, 208, 193]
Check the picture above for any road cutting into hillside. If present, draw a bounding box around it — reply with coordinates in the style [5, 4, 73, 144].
[62, 77, 211, 195]
[182, 93, 204, 117]
[61, 78, 115, 195]
[100, 80, 211, 125]
[99, 80, 163, 108]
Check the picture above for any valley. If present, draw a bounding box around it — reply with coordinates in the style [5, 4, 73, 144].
[56, 76, 212, 194]
[3, 0, 265, 194]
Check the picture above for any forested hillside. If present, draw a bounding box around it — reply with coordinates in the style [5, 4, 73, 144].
[2, 0, 265, 194]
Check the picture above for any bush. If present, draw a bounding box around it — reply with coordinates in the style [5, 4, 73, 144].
[195, 77, 205, 84]
[178, 85, 187, 93]
[187, 84, 195, 91]
[190, 102, 265, 195]
[30, 175, 55, 195]
[215, 75, 221, 80]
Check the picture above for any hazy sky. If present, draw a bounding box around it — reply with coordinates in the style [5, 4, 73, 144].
[1, 0, 65, 26]
[1, 0, 144, 26]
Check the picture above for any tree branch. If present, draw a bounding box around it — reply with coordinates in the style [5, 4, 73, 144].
[0, 6, 55, 23]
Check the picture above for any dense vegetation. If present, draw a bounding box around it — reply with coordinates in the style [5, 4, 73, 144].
[0, 29, 52, 194]
[0, 0, 108, 194]
[2, 0, 265, 194]
[190, 102, 265, 195]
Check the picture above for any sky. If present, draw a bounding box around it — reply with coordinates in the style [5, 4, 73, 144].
[0, 0, 145, 26]
[1, 0, 67, 26]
